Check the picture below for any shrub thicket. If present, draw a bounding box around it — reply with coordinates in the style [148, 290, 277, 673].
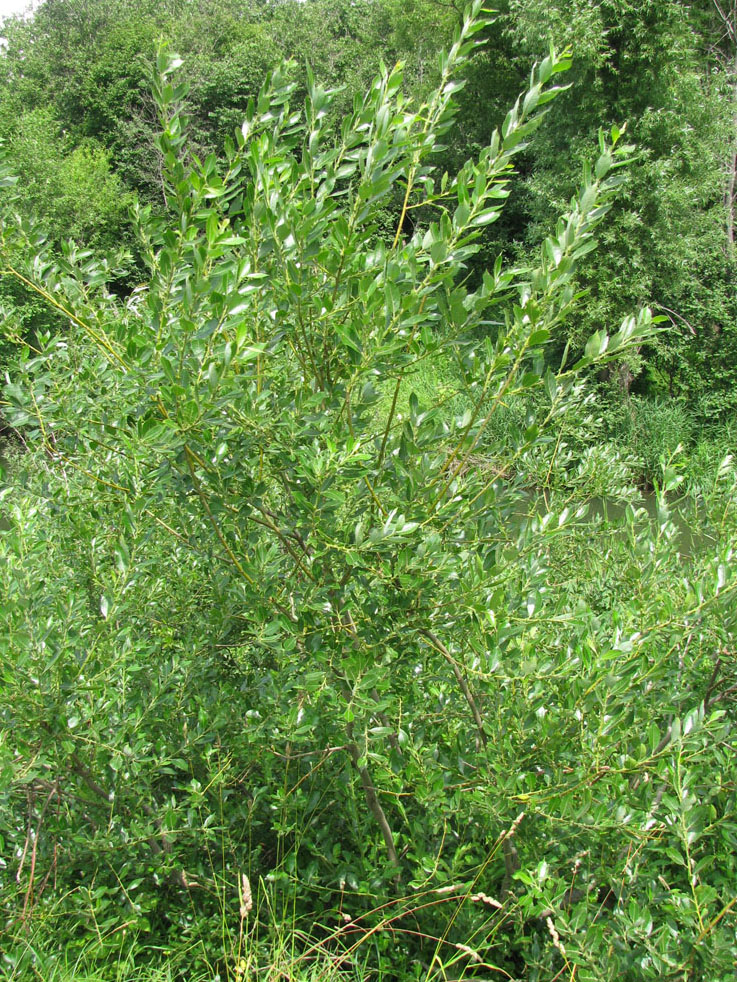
[1, 5, 736, 978]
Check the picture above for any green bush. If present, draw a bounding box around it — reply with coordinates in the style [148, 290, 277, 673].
[2, 5, 736, 978]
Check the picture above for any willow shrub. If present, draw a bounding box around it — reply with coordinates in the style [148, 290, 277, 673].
[2, 4, 737, 979]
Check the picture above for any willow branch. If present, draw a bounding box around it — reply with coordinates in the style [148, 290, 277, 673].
[346, 722, 400, 879]
[419, 629, 487, 748]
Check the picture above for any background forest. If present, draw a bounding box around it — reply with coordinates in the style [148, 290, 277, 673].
[1, 1, 737, 980]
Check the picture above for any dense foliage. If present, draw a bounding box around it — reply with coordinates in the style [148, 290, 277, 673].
[1, 2, 736, 981]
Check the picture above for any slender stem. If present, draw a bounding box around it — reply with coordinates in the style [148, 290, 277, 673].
[2, 265, 128, 370]
[346, 722, 400, 875]
[185, 447, 255, 586]
[419, 629, 487, 748]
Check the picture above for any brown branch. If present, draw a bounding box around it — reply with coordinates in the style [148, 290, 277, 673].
[345, 722, 400, 882]
[632, 653, 731, 821]
[70, 755, 201, 890]
[419, 629, 487, 749]
[649, 655, 725, 761]
[18, 783, 59, 923]
[330, 599, 402, 754]
[16, 790, 34, 890]
[70, 756, 111, 803]
[334, 644, 400, 882]
[184, 446, 255, 586]
[371, 687, 402, 756]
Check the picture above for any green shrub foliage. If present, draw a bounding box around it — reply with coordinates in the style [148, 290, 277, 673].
[1, 5, 736, 978]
